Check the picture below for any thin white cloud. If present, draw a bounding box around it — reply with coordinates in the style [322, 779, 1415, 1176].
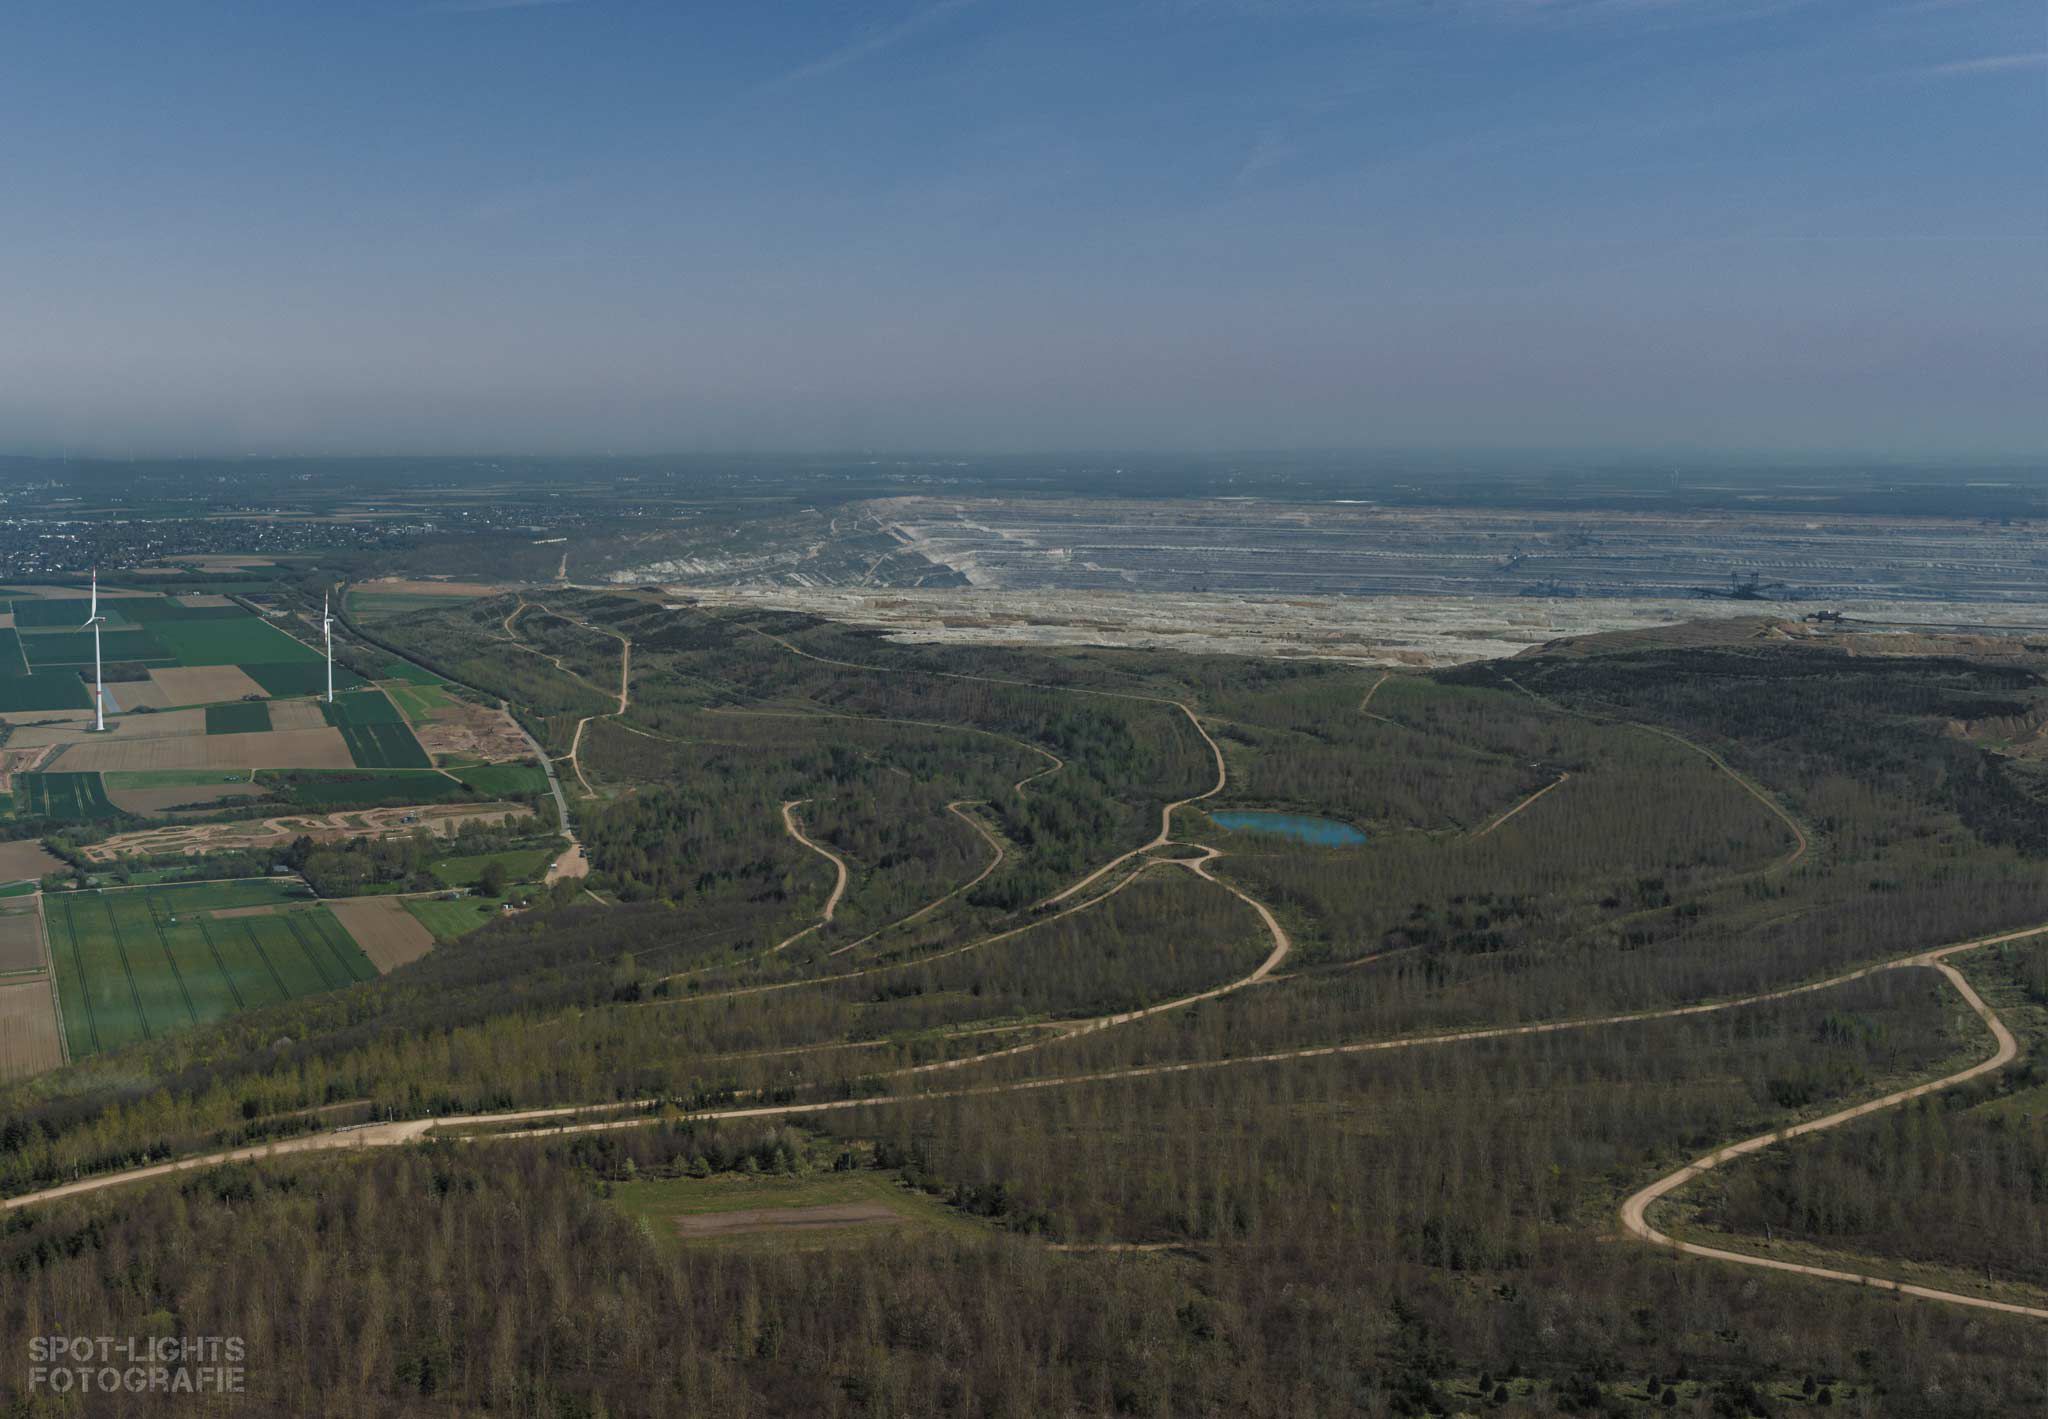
[767, 0, 983, 89]
[1925, 51, 2048, 76]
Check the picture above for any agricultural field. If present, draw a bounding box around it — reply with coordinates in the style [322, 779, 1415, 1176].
[320, 689, 405, 726]
[0, 978, 63, 1081]
[0, 897, 46, 972]
[14, 772, 118, 821]
[383, 681, 453, 722]
[0, 839, 64, 884]
[448, 762, 550, 797]
[43, 879, 378, 1057]
[205, 701, 272, 734]
[322, 896, 436, 972]
[262, 769, 475, 809]
[335, 720, 433, 769]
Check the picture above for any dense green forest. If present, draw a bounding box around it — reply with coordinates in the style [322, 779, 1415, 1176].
[4, 603, 2048, 1416]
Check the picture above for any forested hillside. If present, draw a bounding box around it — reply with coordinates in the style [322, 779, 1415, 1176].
[3, 603, 2046, 1417]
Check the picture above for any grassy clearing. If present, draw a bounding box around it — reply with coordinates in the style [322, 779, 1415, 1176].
[609, 1171, 979, 1253]
[205, 701, 272, 735]
[338, 721, 433, 769]
[320, 689, 405, 727]
[427, 848, 552, 889]
[401, 895, 507, 941]
[150, 618, 320, 666]
[352, 593, 464, 619]
[44, 880, 373, 1058]
[384, 682, 453, 722]
[15, 772, 118, 821]
[378, 660, 449, 686]
[449, 762, 549, 797]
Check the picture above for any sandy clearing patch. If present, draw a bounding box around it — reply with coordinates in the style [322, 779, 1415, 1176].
[414, 699, 529, 762]
[673, 1203, 902, 1237]
[0, 841, 64, 885]
[326, 896, 436, 972]
[0, 901, 46, 972]
[544, 842, 589, 883]
[104, 782, 271, 817]
[49, 725, 355, 772]
[0, 979, 62, 1080]
[81, 800, 535, 861]
[147, 665, 268, 706]
[0, 614, 13, 630]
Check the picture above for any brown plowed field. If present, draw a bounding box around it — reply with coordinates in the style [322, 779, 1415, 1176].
[0, 899, 46, 972]
[147, 666, 267, 705]
[326, 896, 436, 973]
[8, 707, 210, 749]
[0, 840, 62, 885]
[50, 726, 355, 773]
[265, 698, 330, 731]
[104, 782, 271, 817]
[0, 979, 62, 1080]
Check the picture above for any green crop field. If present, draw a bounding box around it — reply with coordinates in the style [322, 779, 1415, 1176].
[0, 674, 92, 712]
[15, 773, 118, 821]
[321, 689, 405, 726]
[338, 721, 433, 769]
[383, 681, 453, 721]
[21, 629, 167, 666]
[0, 631, 27, 677]
[149, 617, 321, 666]
[427, 848, 552, 889]
[114, 599, 252, 624]
[449, 762, 550, 797]
[262, 769, 473, 808]
[205, 701, 273, 734]
[379, 660, 450, 687]
[45, 880, 376, 1058]
[11, 599, 133, 629]
[243, 661, 366, 696]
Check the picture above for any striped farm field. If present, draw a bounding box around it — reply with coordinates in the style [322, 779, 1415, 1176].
[320, 689, 406, 726]
[44, 879, 377, 1058]
[15, 772, 119, 821]
[337, 720, 433, 769]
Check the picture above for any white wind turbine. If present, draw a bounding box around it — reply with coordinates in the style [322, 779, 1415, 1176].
[80, 568, 107, 732]
[322, 593, 335, 703]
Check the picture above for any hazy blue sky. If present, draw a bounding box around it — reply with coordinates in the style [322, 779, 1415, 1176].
[2, 0, 2041, 457]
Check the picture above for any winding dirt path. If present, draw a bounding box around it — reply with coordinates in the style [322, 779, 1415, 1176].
[1471, 772, 1571, 840]
[1041, 701, 1227, 908]
[764, 800, 850, 956]
[828, 802, 1005, 957]
[1619, 933, 2046, 1320]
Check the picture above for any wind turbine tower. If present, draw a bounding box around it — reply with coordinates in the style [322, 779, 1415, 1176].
[322, 594, 335, 704]
[81, 569, 107, 733]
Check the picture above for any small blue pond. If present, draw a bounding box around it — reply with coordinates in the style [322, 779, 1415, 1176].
[1209, 811, 1367, 847]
